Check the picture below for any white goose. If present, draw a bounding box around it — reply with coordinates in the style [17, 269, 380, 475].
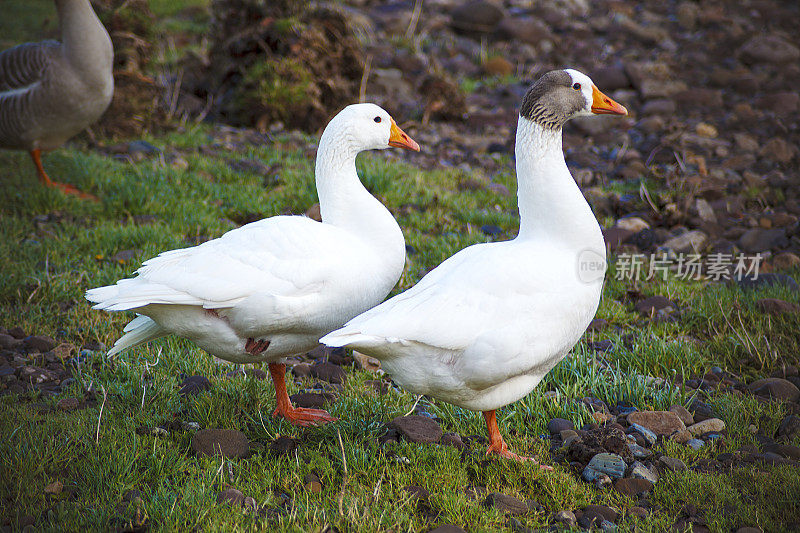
[87, 103, 419, 426]
[323, 69, 627, 462]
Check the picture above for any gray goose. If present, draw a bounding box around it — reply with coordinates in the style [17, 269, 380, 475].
[0, 0, 113, 199]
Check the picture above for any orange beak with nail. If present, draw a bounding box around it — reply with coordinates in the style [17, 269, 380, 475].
[591, 85, 628, 116]
[388, 118, 420, 151]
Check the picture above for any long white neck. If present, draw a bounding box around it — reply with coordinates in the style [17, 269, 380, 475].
[514, 118, 604, 253]
[57, 0, 113, 83]
[314, 126, 405, 265]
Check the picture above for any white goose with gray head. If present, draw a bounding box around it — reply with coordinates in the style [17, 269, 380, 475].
[86, 103, 420, 426]
[322, 69, 627, 463]
[0, 0, 114, 199]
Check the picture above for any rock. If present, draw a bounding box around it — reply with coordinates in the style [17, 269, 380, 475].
[738, 35, 800, 64]
[738, 273, 799, 291]
[547, 418, 574, 435]
[634, 297, 677, 317]
[303, 472, 323, 493]
[44, 480, 63, 494]
[192, 429, 249, 459]
[736, 528, 763, 533]
[777, 415, 800, 439]
[627, 410, 686, 436]
[450, 1, 505, 34]
[388, 415, 442, 443]
[614, 477, 653, 497]
[658, 456, 687, 472]
[688, 418, 725, 436]
[311, 362, 346, 384]
[627, 442, 651, 459]
[497, 17, 552, 47]
[582, 504, 619, 524]
[217, 488, 245, 506]
[661, 230, 707, 254]
[291, 363, 312, 378]
[57, 398, 80, 411]
[616, 217, 650, 232]
[687, 438, 704, 450]
[0, 334, 22, 350]
[440, 433, 467, 449]
[773, 253, 800, 270]
[290, 392, 334, 409]
[629, 423, 657, 446]
[179, 375, 212, 396]
[352, 351, 381, 372]
[591, 66, 630, 91]
[553, 510, 577, 527]
[738, 228, 788, 253]
[483, 493, 527, 515]
[671, 429, 692, 444]
[583, 453, 626, 481]
[23, 335, 57, 353]
[669, 405, 694, 426]
[483, 56, 513, 77]
[763, 443, 800, 460]
[749, 378, 800, 402]
[0, 364, 16, 377]
[760, 138, 796, 163]
[603, 227, 634, 251]
[641, 99, 675, 115]
[270, 436, 299, 456]
[7, 326, 26, 339]
[629, 461, 658, 484]
[756, 298, 800, 315]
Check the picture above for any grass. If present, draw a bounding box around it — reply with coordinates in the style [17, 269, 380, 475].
[1, 124, 799, 532]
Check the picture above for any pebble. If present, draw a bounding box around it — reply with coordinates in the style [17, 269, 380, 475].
[738, 35, 800, 64]
[627, 442, 652, 459]
[553, 510, 577, 527]
[669, 405, 694, 426]
[634, 297, 677, 317]
[428, 526, 466, 533]
[627, 410, 686, 436]
[749, 378, 800, 402]
[660, 230, 707, 254]
[688, 418, 725, 436]
[23, 335, 57, 353]
[483, 493, 528, 515]
[629, 423, 657, 446]
[687, 439, 704, 450]
[757, 298, 800, 316]
[629, 461, 658, 484]
[179, 375, 212, 396]
[270, 436, 299, 456]
[583, 453, 626, 481]
[658, 456, 688, 472]
[738, 274, 798, 292]
[450, 1, 505, 34]
[616, 217, 650, 232]
[440, 433, 467, 449]
[738, 228, 788, 254]
[581, 504, 618, 525]
[310, 362, 346, 384]
[303, 473, 323, 493]
[291, 363, 312, 378]
[57, 398, 80, 411]
[777, 415, 800, 439]
[192, 429, 249, 459]
[613, 477, 653, 497]
[217, 488, 245, 506]
[547, 418, 574, 435]
[388, 415, 442, 443]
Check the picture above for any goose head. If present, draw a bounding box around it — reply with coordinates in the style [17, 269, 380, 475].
[520, 69, 627, 129]
[327, 103, 420, 153]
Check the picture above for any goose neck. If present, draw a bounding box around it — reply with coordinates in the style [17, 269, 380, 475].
[57, 0, 113, 79]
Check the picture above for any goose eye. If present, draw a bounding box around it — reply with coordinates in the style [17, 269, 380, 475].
[572, 83, 581, 90]
[374, 116, 382, 123]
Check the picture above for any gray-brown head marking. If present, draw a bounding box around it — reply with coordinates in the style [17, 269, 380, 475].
[519, 70, 588, 129]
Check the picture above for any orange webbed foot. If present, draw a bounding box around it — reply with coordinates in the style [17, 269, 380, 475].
[272, 406, 338, 427]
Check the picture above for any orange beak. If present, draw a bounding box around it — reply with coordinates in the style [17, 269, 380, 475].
[388, 119, 420, 151]
[591, 85, 628, 115]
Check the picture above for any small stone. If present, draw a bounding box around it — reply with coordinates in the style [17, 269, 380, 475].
[291, 363, 312, 378]
[738, 35, 800, 64]
[217, 488, 245, 506]
[450, 1, 505, 33]
[757, 298, 800, 316]
[57, 398, 80, 411]
[270, 436, 299, 456]
[616, 217, 650, 232]
[658, 456, 687, 472]
[738, 273, 799, 291]
[290, 392, 334, 409]
[773, 253, 800, 270]
[627, 442, 652, 459]
[661, 230, 707, 254]
[735, 528, 763, 533]
[310, 362, 346, 384]
[179, 375, 211, 396]
[352, 351, 381, 372]
[192, 429, 249, 459]
[627, 410, 686, 436]
[687, 439, 704, 450]
[614, 477, 653, 497]
[482, 56, 513, 77]
[428, 526, 467, 533]
[688, 418, 725, 436]
[634, 297, 677, 317]
[389, 415, 442, 443]
[738, 228, 788, 254]
[553, 510, 577, 527]
[628, 506, 648, 518]
[669, 405, 694, 426]
[44, 480, 63, 494]
[440, 433, 467, 449]
[629, 461, 658, 484]
[629, 423, 657, 446]
[0, 334, 22, 350]
[404, 485, 430, 501]
[749, 378, 800, 402]
[777, 415, 800, 439]
[303, 473, 323, 493]
[582, 504, 619, 525]
[23, 335, 57, 353]
[583, 453, 626, 481]
[483, 493, 528, 515]
[547, 418, 574, 435]
[762, 443, 800, 460]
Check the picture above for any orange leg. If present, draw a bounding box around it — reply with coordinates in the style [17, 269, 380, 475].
[29, 149, 97, 200]
[483, 410, 552, 469]
[268, 363, 337, 427]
